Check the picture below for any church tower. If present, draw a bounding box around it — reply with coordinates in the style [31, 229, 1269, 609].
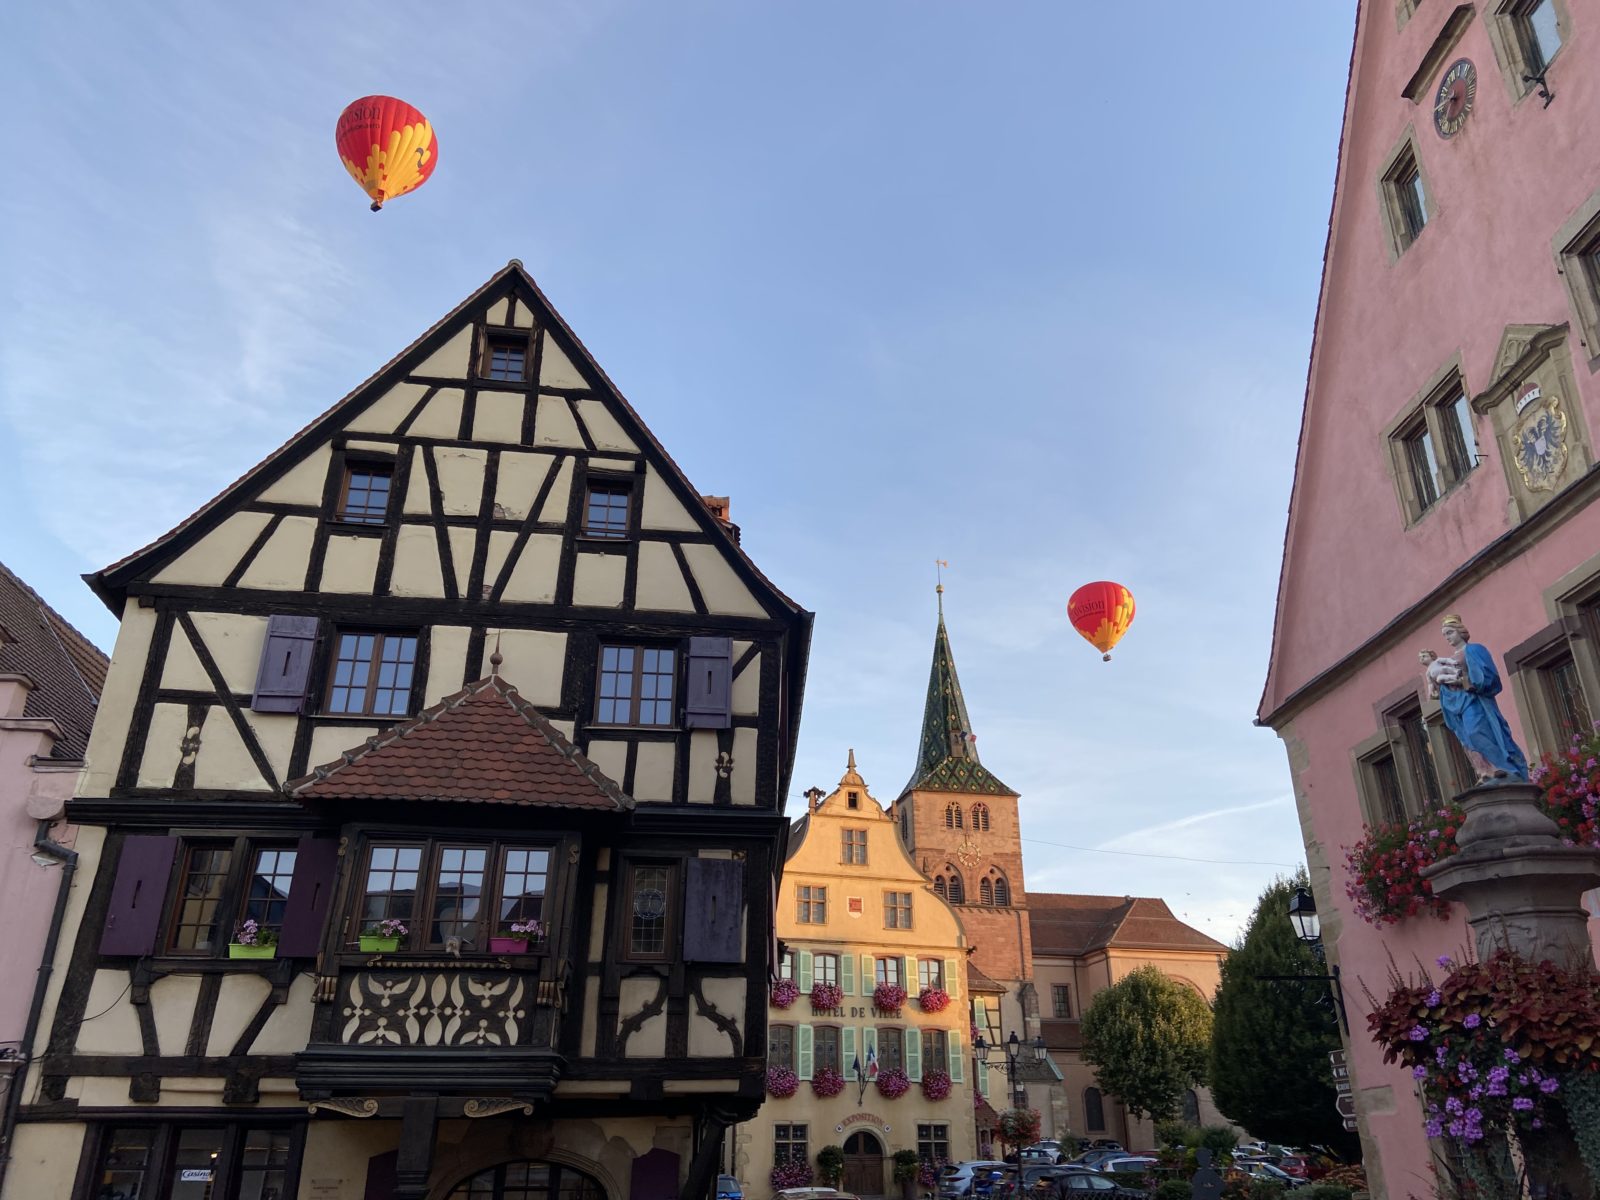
[890, 592, 1036, 1038]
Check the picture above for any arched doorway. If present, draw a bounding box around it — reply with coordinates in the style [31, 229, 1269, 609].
[446, 1159, 606, 1200]
[842, 1131, 884, 1197]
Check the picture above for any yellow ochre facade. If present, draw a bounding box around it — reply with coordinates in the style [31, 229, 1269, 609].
[737, 755, 975, 1199]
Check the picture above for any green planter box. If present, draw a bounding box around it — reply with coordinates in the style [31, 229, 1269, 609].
[359, 934, 402, 953]
[228, 943, 277, 960]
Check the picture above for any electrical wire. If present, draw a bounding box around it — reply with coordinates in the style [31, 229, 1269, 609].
[1020, 836, 1298, 869]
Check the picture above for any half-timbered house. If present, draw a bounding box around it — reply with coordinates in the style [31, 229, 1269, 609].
[3, 262, 811, 1200]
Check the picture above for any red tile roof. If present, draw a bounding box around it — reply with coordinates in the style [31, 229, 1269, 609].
[0, 561, 108, 759]
[289, 675, 630, 811]
[1029, 893, 1226, 956]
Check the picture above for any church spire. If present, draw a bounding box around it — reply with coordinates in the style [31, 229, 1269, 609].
[901, 595, 1016, 798]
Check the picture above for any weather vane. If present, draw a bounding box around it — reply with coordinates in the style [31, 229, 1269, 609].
[935, 559, 949, 616]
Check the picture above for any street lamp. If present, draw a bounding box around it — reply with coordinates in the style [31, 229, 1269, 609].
[1256, 886, 1349, 1034]
[974, 1032, 1047, 1108]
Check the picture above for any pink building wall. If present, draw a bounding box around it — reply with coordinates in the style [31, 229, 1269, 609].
[1261, 2, 1600, 1194]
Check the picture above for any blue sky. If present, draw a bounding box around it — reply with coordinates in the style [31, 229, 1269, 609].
[2, 2, 1354, 940]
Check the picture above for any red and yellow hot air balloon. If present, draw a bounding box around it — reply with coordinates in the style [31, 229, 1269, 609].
[1068, 581, 1136, 662]
[336, 96, 437, 212]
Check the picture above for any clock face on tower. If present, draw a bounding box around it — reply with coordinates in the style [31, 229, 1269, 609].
[1434, 58, 1477, 138]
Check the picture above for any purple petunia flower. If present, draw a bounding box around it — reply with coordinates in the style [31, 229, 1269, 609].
[1505, 1048, 1521, 1063]
[1464, 1013, 1481, 1029]
[1436, 955, 1453, 968]
[1447, 1120, 1464, 1137]
[1410, 1025, 1428, 1042]
[1425, 1118, 1443, 1138]
[1513, 1097, 1534, 1111]
[1436, 1046, 1449, 1065]
[1540, 1077, 1560, 1094]
[1445, 1096, 1463, 1115]
[1427, 990, 1442, 1007]
[1413, 1065, 1428, 1079]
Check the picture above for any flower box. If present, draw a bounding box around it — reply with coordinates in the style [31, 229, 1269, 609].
[228, 943, 277, 960]
[359, 934, 402, 953]
[489, 937, 530, 954]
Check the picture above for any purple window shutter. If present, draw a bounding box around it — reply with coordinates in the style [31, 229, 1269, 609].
[99, 835, 178, 956]
[683, 857, 744, 963]
[683, 636, 733, 729]
[251, 615, 319, 713]
[278, 836, 339, 957]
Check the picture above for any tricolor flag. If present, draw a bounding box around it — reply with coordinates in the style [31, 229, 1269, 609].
[866, 1045, 879, 1080]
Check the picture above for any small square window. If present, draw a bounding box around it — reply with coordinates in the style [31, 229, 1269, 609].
[797, 885, 827, 924]
[594, 645, 677, 727]
[582, 482, 632, 539]
[325, 631, 418, 717]
[483, 335, 528, 382]
[847, 790, 860, 809]
[336, 463, 393, 525]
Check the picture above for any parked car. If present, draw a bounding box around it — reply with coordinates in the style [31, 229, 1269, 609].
[1069, 1152, 1126, 1170]
[718, 1177, 744, 1200]
[940, 1163, 1011, 1200]
[1042, 1170, 1147, 1200]
[774, 1190, 861, 1200]
[1236, 1163, 1304, 1190]
[1089, 1141, 1124, 1152]
[1096, 1158, 1156, 1177]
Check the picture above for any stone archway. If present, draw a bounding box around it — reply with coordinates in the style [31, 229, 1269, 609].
[443, 1158, 607, 1200]
[842, 1131, 884, 1197]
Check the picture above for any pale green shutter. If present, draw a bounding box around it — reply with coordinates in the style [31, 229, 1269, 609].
[901, 956, 913, 992]
[841, 1026, 857, 1074]
[945, 959, 960, 998]
[797, 1024, 814, 1080]
[949, 1033, 964, 1083]
[863, 954, 876, 991]
[798, 951, 814, 992]
[906, 1029, 922, 1081]
[863, 1025, 879, 1068]
[840, 953, 856, 995]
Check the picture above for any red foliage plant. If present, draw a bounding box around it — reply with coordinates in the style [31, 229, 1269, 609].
[1343, 804, 1462, 926]
[919, 986, 951, 1013]
[1532, 729, 1600, 847]
[811, 1066, 845, 1098]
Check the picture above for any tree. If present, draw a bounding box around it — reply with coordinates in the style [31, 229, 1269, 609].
[1081, 964, 1212, 1122]
[1208, 871, 1360, 1156]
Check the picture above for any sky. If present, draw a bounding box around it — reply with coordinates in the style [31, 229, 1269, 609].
[1, 2, 1355, 942]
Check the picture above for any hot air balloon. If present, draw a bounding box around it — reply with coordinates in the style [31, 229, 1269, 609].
[1068, 581, 1135, 662]
[336, 96, 438, 212]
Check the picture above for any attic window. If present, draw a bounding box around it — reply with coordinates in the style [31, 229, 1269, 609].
[336, 463, 393, 525]
[483, 334, 529, 383]
[847, 790, 860, 809]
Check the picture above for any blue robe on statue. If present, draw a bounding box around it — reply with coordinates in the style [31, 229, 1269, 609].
[1439, 641, 1529, 780]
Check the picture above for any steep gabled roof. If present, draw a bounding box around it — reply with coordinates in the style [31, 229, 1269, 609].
[901, 608, 1016, 798]
[288, 674, 631, 811]
[1029, 892, 1226, 956]
[0, 561, 108, 759]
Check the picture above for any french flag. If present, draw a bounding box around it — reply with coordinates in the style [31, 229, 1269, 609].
[866, 1045, 879, 1080]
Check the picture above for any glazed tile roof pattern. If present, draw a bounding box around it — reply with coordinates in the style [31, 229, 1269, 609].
[900, 614, 1016, 798]
[1028, 893, 1227, 956]
[0, 562, 107, 759]
[289, 675, 631, 810]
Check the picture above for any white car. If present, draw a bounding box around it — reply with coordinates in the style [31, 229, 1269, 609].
[1097, 1159, 1156, 1176]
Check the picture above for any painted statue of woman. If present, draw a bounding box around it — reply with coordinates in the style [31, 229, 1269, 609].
[1435, 614, 1529, 781]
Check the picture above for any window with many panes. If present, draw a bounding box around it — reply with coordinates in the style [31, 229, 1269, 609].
[815, 953, 840, 986]
[842, 828, 867, 865]
[884, 891, 912, 929]
[1382, 142, 1429, 254]
[447, 1160, 604, 1200]
[797, 885, 827, 924]
[336, 462, 394, 524]
[1400, 416, 1443, 515]
[355, 840, 550, 952]
[624, 862, 675, 960]
[594, 645, 676, 726]
[917, 1124, 951, 1166]
[325, 631, 418, 717]
[582, 481, 632, 539]
[1539, 651, 1593, 747]
[878, 1026, 904, 1071]
[768, 1024, 795, 1071]
[815, 1025, 841, 1073]
[773, 1124, 808, 1166]
[166, 839, 298, 956]
[921, 1028, 949, 1065]
[1390, 372, 1480, 522]
[483, 334, 529, 382]
[1359, 744, 1409, 826]
[1052, 984, 1072, 1018]
[90, 1123, 301, 1200]
[1396, 705, 1444, 811]
[918, 959, 944, 991]
[876, 957, 904, 988]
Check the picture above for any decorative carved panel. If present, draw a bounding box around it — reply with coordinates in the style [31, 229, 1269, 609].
[339, 970, 531, 1047]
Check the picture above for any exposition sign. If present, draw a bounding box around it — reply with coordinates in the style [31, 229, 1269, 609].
[837, 1112, 891, 1134]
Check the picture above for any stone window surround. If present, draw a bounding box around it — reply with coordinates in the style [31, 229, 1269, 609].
[1481, 0, 1570, 104]
[1552, 188, 1600, 371]
[1382, 355, 1482, 526]
[1375, 127, 1437, 263]
[1504, 553, 1600, 757]
[1350, 681, 1477, 826]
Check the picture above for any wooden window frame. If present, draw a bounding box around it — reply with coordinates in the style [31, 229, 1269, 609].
[580, 476, 636, 541]
[592, 643, 679, 729]
[322, 629, 420, 718]
[1506, 615, 1599, 757]
[332, 457, 396, 527]
[878, 1025, 905, 1072]
[353, 837, 555, 954]
[920, 1028, 949, 1065]
[161, 836, 300, 958]
[773, 1124, 808, 1167]
[875, 956, 904, 989]
[917, 958, 944, 991]
[884, 891, 913, 929]
[619, 858, 679, 963]
[768, 1022, 796, 1071]
[79, 1120, 306, 1200]
[1352, 729, 1411, 827]
[814, 952, 840, 986]
[1385, 367, 1478, 525]
[1052, 983, 1072, 1018]
[1555, 197, 1600, 364]
[841, 828, 868, 865]
[479, 328, 533, 384]
[815, 1024, 842, 1074]
[796, 884, 827, 924]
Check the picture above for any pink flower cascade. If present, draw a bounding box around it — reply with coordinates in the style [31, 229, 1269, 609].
[766, 1066, 799, 1098]
[918, 986, 951, 1013]
[810, 982, 844, 1011]
[770, 978, 800, 1009]
[811, 1066, 845, 1098]
[770, 1162, 813, 1190]
[873, 982, 907, 1012]
[876, 1067, 911, 1099]
[922, 1068, 953, 1100]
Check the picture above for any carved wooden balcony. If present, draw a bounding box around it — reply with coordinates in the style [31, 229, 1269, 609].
[296, 953, 569, 1100]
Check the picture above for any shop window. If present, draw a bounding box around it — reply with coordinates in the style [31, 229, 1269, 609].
[88, 1123, 303, 1200]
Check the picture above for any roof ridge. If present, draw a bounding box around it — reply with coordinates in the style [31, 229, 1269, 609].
[0, 560, 108, 704]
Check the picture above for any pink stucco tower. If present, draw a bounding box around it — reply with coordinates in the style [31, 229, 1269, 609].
[0, 564, 105, 1141]
[1260, 2, 1599, 1192]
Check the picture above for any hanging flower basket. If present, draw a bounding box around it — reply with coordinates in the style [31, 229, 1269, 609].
[811, 1066, 846, 1098]
[771, 978, 801, 1009]
[1343, 804, 1461, 926]
[229, 918, 278, 959]
[810, 981, 844, 1011]
[767, 1066, 800, 1098]
[872, 982, 907, 1012]
[918, 986, 951, 1013]
[770, 1162, 813, 1190]
[999, 1107, 1041, 1147]
[875, 1067, 911, 1099]
[1532, 729, 1600, 847]
[922, 1068, 953, 1100]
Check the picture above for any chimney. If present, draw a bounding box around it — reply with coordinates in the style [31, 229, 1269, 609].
[702, 495, 740, 544]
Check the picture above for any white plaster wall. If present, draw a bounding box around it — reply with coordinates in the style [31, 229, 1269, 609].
[687, 731, 719, 805]
[1, 1121, 84, 1200]
[194, 713, 270, 791]
[619, 977, 666, 1057]
[188, 612, 271, 692]
[584, 740, 628, 786]
[236, 516, 316, 591]
[258, 445, 332, 505]
[635, 542, 695, 613]
[346, 382, 430, 434]
[640, 468, 700, 531]
[152, 511, 272, 586]
[680, 544, 765, 617]
[80, 605, 156, 795]
[689, 977, 745, 1057]
[447, 526, 475, 596]
[391, 526, 446, 597]
[731, 647, 760, 715]
[534, 396, 585, 448]
[495, 452, 554, 520]
[435, 448, 487, 516]
[416, 327, 473, 377]
[502, 534, 561, 603]
[308, 724, 378, 771]
[574, 400, 638, 452]
[321, 534, 381, 593]
[481, 630, 566, 706]
[409, 389, 464, 439]
[136, 702, 188, 788]
[74, 969, 141, 1053]
[241, 711, 298, 783]
[631, 742, 674, 802]
[573, 553, 625, 607]
[251, 973, 316, 1053]
[540, 338, 588, 389]
[150, 974, 201, 1055]
[474, 391, 524, 444]
[539, 457, 574, 520]
[404, 446, 432, 514]
[425, 626, 473, 703]
[206, 973, 273, 1055]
